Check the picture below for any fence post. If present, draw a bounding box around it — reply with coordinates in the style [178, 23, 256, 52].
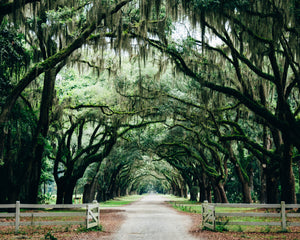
[202, 200, 208, 227]
[212, 205, 216, 231]
[92, 200, 100, 226]
[281, 201, 287, 231]
[86, 204, 89, 229]
[15, 201, 20, 233]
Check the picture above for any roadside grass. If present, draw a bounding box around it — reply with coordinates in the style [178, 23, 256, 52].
[167, 196, 300, 234]
[99, 195, 143, 207]
[164, 194, 191, 202]
[166, 195, 202, 213]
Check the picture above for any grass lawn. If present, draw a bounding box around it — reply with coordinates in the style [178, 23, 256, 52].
[99, 195, 143, 207]
[166, 195, 202, 213]
[166, 195, 300, 234]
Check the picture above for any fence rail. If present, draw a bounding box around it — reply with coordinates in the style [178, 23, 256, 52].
[202, 201, 300, 231]
[0, 201, 100, 232]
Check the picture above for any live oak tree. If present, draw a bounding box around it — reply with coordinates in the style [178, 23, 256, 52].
[0, 0, 132, 203]
[1, 0, 300, 204]
[81, 125, 173, 202]
[0, 20, 33, 203]
[132, 0, 300, 204]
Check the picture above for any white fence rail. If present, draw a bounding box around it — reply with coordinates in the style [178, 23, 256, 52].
[202, 201, 300, 231]
[0, 201, 100, 232]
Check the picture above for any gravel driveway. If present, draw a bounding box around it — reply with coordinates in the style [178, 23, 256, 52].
[112, 194, 201, 240]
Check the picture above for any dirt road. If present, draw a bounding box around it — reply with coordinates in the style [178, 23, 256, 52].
[112, 194, 202, 240]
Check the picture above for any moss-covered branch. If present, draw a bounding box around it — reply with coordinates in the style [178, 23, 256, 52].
[137, 34, 288, 132]
[0, 0, 40, 18]
[0, 0, 132, 125]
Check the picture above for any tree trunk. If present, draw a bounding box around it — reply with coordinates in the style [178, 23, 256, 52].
[83, 183, 92, 203]
[213, 185, 221, 203]
[206, 185, 212, 203]
[200, 174, 212, 202]
[56, 178, 77, 204]
[217, 182, 229, 203]
[56, 181, 65, 204]
[199, 183, 206, 202]
[83, 165, 101, 203]
[190, 186, 199, 201]
[64, 184, 76, 204]
[24, 69, 56, 203]
[227, 143, 252, 203]
[260, 165, 268, 203]
[280, 139, 296, 204]
[266, 169, 279, 203]
[241, 181, 252, 203]
[183, 184, 188, 198]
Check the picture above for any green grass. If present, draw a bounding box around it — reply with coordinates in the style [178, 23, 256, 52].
[166, 197, 300, 233]
[215, 207, 257, 212]
[99, 195, 143, 207]
[169, 198, 258, 214]
[164, 194, 190, 202]
[172, 204, 203, 213]
[166, 195, 202, 213]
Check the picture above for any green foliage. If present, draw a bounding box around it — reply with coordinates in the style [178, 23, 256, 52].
[77, 225, 103, 233]
[100, 195, 142, 206]
[192, 0, 250, 10]
[1, 0, 300, 207]
[0, 19, 29, 103]
[38, 193, 56, 204]
[44, 232, 57, 240]
[214, 223, 229, 232]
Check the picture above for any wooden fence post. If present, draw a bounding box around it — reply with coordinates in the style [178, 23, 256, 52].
[212, 205, 216, 231]
[15, 201, 20, 233]
[281, 201, 287, 231]
[202, 200, 216, 230]
[202, 200, 208, 227]
[92, 200, 100, 227]
[86, 204, 89, 229]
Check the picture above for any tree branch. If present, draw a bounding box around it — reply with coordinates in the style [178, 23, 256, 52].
[0, 0, 132, 124]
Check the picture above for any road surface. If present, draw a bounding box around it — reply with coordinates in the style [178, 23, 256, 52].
[112, 194, 200, 240]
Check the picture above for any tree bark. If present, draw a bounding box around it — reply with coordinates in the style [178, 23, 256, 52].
[260, 165, 267, 203]
[217, 182, 229, 203]
[199, 174, 210, 202]
[212, 185, 221, 203]
[83, 175, 100, 203]
[227, 143, 252, 203]
[26, 68, 56, 203]
[280, 138, 296, 204]
[266, 167, 279, 203]
[83, 183, 92, 204]
[56, 177, 77, 204]
[190, 186, 199, 201]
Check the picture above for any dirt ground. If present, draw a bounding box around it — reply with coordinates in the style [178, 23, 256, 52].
[112, 194, 197, 240]
[2, 206, 300, 239]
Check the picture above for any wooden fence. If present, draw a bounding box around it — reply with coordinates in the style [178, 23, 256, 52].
[202, 201, 300, 231]
[0, 201, 100, 232]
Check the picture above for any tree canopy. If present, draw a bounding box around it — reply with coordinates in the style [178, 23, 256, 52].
[0, 0, 299, 204]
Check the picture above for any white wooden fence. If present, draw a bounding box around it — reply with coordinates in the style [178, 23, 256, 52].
[202, 201, 300, 231]
[0, 201, 100, 232]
